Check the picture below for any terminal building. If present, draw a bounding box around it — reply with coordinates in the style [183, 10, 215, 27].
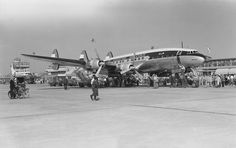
[197, 57, 236, 75]
[10, 57, 31, 77]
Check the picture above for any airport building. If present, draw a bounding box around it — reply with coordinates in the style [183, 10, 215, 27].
[10, 57, 31, 77]
[197, 57, 236, 75]
[46, 66, 72, 77]
[0, 74, 11, 84]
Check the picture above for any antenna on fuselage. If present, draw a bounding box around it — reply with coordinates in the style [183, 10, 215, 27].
[181, 41, 184, 48]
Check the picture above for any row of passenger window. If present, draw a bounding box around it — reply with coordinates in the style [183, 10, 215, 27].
[110, 50, 198, 64]
[112, 56, 146, 64]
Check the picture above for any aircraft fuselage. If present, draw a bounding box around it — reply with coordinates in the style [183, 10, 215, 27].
[105, 48, 206, 74]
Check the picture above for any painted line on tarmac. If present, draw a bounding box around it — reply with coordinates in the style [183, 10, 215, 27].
[0, 107, 119, 120]
[131, 104, 236, 116]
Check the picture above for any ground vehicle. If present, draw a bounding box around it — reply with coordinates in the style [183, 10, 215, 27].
[8, 77, 30, 99]
[68, 78, 78, 86]
[48, 76, 64, 86]
[8, 84, 29, 99]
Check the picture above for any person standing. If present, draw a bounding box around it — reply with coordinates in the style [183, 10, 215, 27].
[10, 78, 15, 92]
[153, 74, 159, 89]
[9, 77, 17, 99]
[221, 74, 225, 87]
[64, 77, 68, 90]
[170, 73, 175, 88]
[90, 75, 99, 101]
[215, 75, 221, 88]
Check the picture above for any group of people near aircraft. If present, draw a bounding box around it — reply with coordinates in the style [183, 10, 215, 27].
[199, 74, 236, 88]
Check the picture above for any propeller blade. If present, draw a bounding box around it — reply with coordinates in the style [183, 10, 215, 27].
[134, 70, 143, 79]
[95, 65, 103, 77]
[120, 69, 131, 75]
[175, 53, 185, 73]
[132, 52, 136, 64]
[177, 55, 181, 64]
[94, 48, 100, 60]
[120, 65, 136, 75]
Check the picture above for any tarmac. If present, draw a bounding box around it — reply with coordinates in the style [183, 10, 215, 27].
[0, 84, 235, 148]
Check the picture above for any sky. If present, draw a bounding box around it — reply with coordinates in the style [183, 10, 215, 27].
[0, 0, 236, 74]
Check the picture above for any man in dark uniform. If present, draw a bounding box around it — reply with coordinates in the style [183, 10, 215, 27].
[9, 77, 17, 99]
[64, 77, 68, 90]
[10, 78, 15, 92]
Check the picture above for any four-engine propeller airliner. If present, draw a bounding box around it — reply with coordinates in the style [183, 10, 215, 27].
[22, 47, 208, 87]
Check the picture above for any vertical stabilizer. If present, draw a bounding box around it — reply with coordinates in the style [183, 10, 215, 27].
[51, 49, 59, 58]
[50, 49, 60, 70]
[79, 50, 89, 63]
[105, 51, 113, 60]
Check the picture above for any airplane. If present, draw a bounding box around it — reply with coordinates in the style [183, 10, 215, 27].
[22, 47, 208, 87]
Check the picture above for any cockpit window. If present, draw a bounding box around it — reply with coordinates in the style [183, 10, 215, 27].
[188, 50, 199, 54]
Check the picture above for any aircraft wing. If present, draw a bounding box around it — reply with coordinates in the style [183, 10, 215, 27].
[21, 54, 86, 67]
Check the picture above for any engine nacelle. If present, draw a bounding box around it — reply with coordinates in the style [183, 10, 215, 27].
[89, 59, 102, 69]
[51, 63, 60, 70]
[120, 63, 134, 71]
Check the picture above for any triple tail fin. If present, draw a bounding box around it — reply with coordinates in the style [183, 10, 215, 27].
[51, 49, 59, 58]
[105, 51, 113, 60]
[79, 50, 89, 63]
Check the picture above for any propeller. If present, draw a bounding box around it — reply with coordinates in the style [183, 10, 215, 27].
[120, 67, 134, 75]
[91, 39, 103, 77]
[120, 52, 135, 75]
[134, 70, 144, 80]
[176, 52, 185, 72]
[131, 57, 144, 82]
[132, 52, 135, 65]
[94, 48, 100, 60]
[120, 52, 144, 80]
[95, 61, 104, 77]
[92, 49, 105, 77]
